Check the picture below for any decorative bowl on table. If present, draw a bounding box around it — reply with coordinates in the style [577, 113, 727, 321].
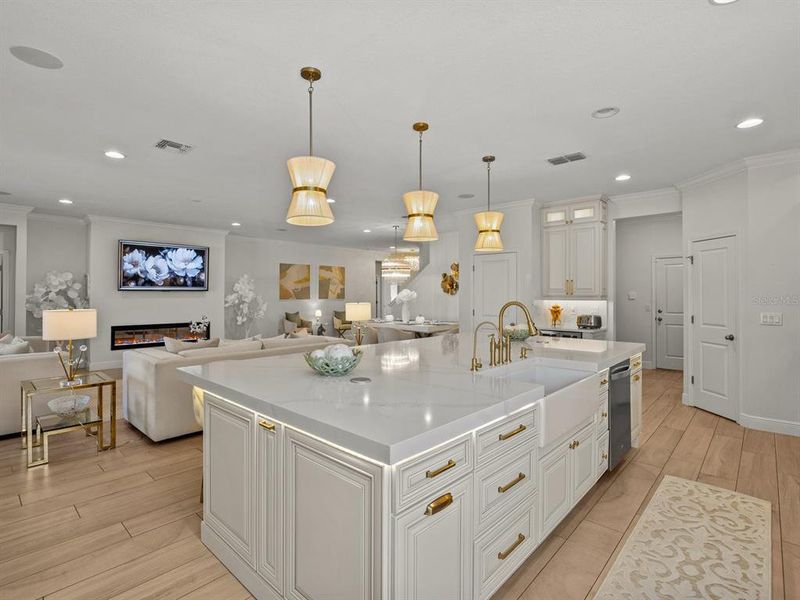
[47, 394, 91, 417]
[503, 324, 531, 341]
[304, 345, 363, 377]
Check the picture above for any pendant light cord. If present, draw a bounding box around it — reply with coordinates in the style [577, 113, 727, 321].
[487, 160, 491, 211]
[418, 131, 423, 190]
[308, 80, 314, 156]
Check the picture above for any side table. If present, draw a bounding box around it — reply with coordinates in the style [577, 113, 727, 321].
[20, 371, 117, 467]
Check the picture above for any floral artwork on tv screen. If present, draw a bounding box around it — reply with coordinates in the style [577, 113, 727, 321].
[118, 241, 209, 291]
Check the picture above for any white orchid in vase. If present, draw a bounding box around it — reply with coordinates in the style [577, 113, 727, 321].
[391, 288, 417, 323]
[225, 275, 267, 338]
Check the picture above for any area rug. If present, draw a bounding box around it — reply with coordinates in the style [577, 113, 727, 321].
[594, 475, 771, 600]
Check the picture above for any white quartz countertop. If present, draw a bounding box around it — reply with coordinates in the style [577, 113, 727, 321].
[178, 334, 644, 465]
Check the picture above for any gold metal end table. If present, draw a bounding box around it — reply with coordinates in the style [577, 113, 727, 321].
[20, 371, 117, 468]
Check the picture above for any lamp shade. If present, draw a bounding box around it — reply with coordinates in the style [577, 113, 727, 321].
[42, 309, 97, 341]
[286, 156, 336, 226]
[474, 211, 504, 252]
[314, 309, 322, 318]
[402, 190, 439, 241]
[345, 302, 371, 322]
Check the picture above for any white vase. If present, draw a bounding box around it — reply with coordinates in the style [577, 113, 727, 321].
[401, 303, 411, 323]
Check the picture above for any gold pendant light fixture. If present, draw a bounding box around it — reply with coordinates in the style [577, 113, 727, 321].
[403, 122, 439, 242]
[474, 155, 504, 252]
[382, 225, 413, 280]
[286, 67, 335, 226]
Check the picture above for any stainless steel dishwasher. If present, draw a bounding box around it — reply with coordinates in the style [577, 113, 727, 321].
[608, 359, 632, 470]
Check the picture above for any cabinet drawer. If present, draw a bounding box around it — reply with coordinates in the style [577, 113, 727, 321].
[597, 430, 609, 474]
[474, 495, 538, 600]
[630, 353, 642, 373]
[598, 369, 609, 395]
[476, 407, 538, 467]
[596, 393, 609, 438]
[393, 434, 473, 513]
[474, 445, 538, 532]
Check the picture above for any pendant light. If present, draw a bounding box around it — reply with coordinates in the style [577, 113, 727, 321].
[403, 122, 438, 242]
[474, 155, 504, 252]
[286, 67, 335, 226]
[382, 226, 413, 280]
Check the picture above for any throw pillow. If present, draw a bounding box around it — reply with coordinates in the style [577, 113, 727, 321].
[0, 340, 30, 355]
[0, 333, 14, 344]
[284, 311, 301, 325]
[333, 310, 350, 325]
[289, 329, 309, 338]
[283, 319, 298, 335]
[300, 319, 313, 330]
[163, 336, 220, 353]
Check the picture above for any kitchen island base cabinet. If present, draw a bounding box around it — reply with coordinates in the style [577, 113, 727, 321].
[393, 477, 473, 600]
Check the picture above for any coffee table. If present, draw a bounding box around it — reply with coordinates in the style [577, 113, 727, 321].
[20, 371, 117, 467]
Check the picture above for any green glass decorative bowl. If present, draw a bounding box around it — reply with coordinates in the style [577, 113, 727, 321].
[503, 327, 531, 341]
[304, 349, 363, 377]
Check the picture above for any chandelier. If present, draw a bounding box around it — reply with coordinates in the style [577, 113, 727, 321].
[286, 67, 335, 226]
[474, 155, 504, 252]
[382, 225, 413, 280]
[402, 122, 438, 242]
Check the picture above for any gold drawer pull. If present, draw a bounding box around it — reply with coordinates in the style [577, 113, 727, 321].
[424, 492, 453, 516]
[258, 419, 276, 431]
[602, 451, 608, 460]
[498, 424, 526, 441]
[498, 533, 525, 560]
[633, 361, 641, 368]
[426, 459, 456, 479]
[498, 472, 526, 493]
[600, 379, 608, 386]
[569, 441, 575, 449]
[633, 374, 641, 382]
[601, 411, 608, 418]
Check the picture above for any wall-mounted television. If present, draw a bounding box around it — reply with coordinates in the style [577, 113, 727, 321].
[118, 240, 209, 291]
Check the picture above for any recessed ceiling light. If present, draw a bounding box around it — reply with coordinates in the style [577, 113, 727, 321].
[457, 193, 475, 199]
[9, 46, 63, 69]
[363, 229, 371, 233]
[736, 117, 764, 129]
[327, 197, 336, 203]
[58, 198, 73, 205]
[104, 150, 125, 159]
[231, 222, 241, 227]
[591, 107, 620, 119]
[615, 174, 631, 182]
[709, 0, 738, 5]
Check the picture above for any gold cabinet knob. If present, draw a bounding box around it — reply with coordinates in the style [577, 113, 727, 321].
[633, 374, 641, 382]
[258, 419, 276, 431]
[600, 379, 608, 386]
[601, 411, 608, 418]
[602, 452, 608, 460]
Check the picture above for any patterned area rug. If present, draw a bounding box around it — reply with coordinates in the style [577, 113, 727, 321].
[595, 475, 771, 600]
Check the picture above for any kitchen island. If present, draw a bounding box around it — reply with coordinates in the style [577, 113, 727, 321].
[178, 333, 644, 600]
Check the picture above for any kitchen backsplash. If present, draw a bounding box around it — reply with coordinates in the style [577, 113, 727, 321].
[533, 300, 608, 329]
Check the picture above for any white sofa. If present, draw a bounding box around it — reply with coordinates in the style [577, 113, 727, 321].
[0, 337, 63, 436]
[123, 335, 352, 442]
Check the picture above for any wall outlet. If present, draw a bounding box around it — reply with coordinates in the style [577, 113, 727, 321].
[760, 312, 783, 326]
[627, 291, 637, 301]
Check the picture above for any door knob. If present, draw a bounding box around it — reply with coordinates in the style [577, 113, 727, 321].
[725, 334, 735, 341]
[657, 309, 663, 313]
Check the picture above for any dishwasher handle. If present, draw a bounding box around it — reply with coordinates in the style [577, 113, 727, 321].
[610, 366, 631, 381]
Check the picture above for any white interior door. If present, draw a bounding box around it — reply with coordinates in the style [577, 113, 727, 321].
[655, 257, 684, 370]
[690, 236, 738, 420]
[473, 252, 517, 328]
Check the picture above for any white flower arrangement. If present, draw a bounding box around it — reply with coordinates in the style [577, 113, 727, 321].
[190, 315, 210, 336]
[225, 274, 267, 338]
[391, 288, 417, 322]
[25, 271, 87, 319]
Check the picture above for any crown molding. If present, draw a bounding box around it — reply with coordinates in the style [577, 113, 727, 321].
[675, 160, 747, 191]
[28, 211, 87, 225]
[451, 197, 536, 217]
[537, 193, 608, 208]
[0, 202, 34, 215]
[85, 214, 229, 235]
[743, 148, 800, 170]
[608, 187, 679, 204]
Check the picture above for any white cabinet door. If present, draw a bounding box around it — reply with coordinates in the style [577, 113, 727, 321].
[204, 394, 256, 566]
[285, 429, 383, 600]
[538, 443, 570, 539]
[256, 416, 283, 595]
[631, 370, 643, 448]
[473, 252, 518, 328]
[542, 226, 569, 297]
[568, 201, 602, 224]
[394, 477, 473, 600]
[570, 423, 596, 503]
[542, 206, 568, 227]
[570, 223, 603, 298]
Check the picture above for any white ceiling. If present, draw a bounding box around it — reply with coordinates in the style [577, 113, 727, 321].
[1, 0, 798, 250]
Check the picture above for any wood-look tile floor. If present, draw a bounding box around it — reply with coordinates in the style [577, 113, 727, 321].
[0, 370, 796, 599]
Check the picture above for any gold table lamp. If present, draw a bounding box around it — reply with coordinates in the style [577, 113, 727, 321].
[345, 302, 371, 346]
[42, 308, 97, 386]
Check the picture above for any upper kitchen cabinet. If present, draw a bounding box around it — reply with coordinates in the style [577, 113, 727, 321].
[541, 196, 608, 299]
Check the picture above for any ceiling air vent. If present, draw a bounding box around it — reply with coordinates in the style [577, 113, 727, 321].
[547, 152, 586, 166]
[154, 139, 193, 154]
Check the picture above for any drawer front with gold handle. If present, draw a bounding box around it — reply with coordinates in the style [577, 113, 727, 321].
[424, 492, 453, 516]
[497, 472, 526, 494]
[258, 419, 276, 431]
[498, 424, 526, 441]
[425, 458, 456, 479]
[498, 533, 526, 560]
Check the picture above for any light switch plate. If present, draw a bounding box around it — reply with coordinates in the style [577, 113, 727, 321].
[760, 312, 783, 326]
[627, 291, 637, 300]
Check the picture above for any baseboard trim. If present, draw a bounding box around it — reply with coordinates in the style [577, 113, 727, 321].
[642, 360, 655, 370]
[739, 413, 800, 437]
